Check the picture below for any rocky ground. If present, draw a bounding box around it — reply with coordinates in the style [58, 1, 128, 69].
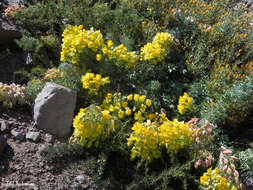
[0, 108, 98, 190]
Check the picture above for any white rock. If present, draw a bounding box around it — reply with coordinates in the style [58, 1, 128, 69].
[26, 131, 40, 142]
[11, 129, 24, 141]
[75, 175, 85, 183]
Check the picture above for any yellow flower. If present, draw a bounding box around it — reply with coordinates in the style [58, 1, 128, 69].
[140, 104, 147, 113]
[139, 95, 146, 102]
[127, 94, 133, 101]
[134, 112, 141, 121]
[125, 108, 132, 116]
[148, 113, 157, 120]
[109, 105, 114, 112]
[102, 110, 110, 123]
[96, 54, 102, 61]
[107, 40, 113, 48]
[134, 94, 140, 102]
[122, 101, 128, 108]
[146, 99, 152, 107]
[177, 92, 193, 115]
[106, 93, 112, 99]
[118, 109, 124, 118]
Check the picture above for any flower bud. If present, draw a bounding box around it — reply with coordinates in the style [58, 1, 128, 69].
[230, 163, 236, 170]
[223, 165, 228, 171]
[227, 167, 232, 174]
[234, 170, 239, 177]
[221, 146, 227, 151]
[231, 156, 238, 161]
[223, 149, 233, 155]
[220, 153, 224, 159]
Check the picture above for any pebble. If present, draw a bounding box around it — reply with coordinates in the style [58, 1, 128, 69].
[75, 175, 85, 183]
[26, 131, 40, 142]
[44, 134, 54, 143]
[0, 120, 8, 132]
[11, 129, 25, 141]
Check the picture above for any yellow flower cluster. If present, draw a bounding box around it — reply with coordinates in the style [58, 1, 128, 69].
[127, 118, 193, 162]
[177, 92, 193, 115]
[102, 43, 138, 68]
[61, 25, 104, 64]
[140, 32, 174, 64]
[159, 119, 193, 153]
[72, 93, 153, 147]
[72, 105, 114, 148]
[60, 25, 137, 68]
[73, 92, 193, 161]
[60, 25, 174, 67]
[200, 168, 238, 190]
[43, 68, 63, 81]
[127, 121, 161, 161]
[81, 72, 110, 95]
[101, 93, 152, 121]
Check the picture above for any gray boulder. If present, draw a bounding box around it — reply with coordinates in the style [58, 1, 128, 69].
[33, 83, 76, 137]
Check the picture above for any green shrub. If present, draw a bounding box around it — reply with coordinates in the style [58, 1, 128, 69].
[201, 75, 253, 126]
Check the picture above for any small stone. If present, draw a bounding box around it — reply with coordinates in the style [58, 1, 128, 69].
[11, 129, 24, 141]
[0, 135, 7, 155]
[75, 175, 85, 184]
[26, 131, 40, 142]
[0, 120, 8, 132]
[44, 134, 54, 143]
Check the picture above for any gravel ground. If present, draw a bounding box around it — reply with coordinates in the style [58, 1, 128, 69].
[0, 108, 98, 190]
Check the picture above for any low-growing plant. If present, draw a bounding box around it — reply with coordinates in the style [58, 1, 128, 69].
[0, 82, 27, 108]
[25, 63, 83, 104]
[199, 145, 245, 190]
[238, 149, 253, 177]
[188, 118, 216, 169]
[40, 143, 86, 164]
[4, 4, 24, 19]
